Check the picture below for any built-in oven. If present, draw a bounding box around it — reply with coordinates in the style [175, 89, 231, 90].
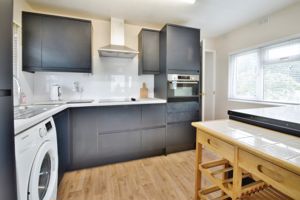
[167, 74, 200, 102]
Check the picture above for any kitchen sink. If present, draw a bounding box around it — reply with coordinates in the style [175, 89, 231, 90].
[14, 104, 60, 120]
[99, 98, 137, 103]
[67, 99, 94, 104]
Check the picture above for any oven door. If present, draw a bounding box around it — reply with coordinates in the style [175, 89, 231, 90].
[168, 81, 199, 101]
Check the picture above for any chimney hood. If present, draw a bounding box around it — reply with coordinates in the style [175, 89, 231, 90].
[98, 18, 139, 58]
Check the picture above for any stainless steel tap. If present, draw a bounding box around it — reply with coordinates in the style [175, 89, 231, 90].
[13, 75, 23, 105]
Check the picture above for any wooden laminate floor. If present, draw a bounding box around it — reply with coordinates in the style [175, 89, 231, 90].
[58, 150, 217, 200]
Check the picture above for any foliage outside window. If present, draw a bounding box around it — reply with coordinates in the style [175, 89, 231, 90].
[229, 38, 300, 104]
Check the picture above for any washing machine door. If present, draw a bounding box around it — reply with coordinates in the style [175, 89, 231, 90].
[28, 141, 58, 200]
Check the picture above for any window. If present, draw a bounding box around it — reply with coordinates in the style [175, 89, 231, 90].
[229, 38, 300, 104]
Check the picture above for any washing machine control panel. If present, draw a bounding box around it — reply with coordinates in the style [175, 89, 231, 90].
[39, 121, 53, 138]
[39, 127, 47, 138]
[45, 121, 53, 131]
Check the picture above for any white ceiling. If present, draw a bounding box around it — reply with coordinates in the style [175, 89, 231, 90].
[27, 0, 299, 37]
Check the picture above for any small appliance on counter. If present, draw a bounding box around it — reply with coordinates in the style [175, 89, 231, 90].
[50, 85, 62, 101]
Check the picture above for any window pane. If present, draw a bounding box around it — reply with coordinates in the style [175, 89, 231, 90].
[264, 61, 300, 103]
[263, 40, 300, 64]
[234, 52, 259, 99]
[266, 44, 300, 60]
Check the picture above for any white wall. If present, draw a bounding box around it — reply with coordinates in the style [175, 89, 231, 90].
[214, 2, 300, 119]
[13, 0, 35, 104]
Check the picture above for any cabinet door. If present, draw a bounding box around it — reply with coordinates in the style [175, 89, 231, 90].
[167, 25, 200, 72]
[99, 130, 141, 164]
[53, 110, 70, 184]
[41, 15, 91, 72]
[0, 96, 17, 200]
[0, 0, 12, 89]
[139, 30, 160, 74]
[22, 12, 42, 72]
[166, 122, 196, 154]
[167, 102, 199, 123]
[141, 127, 165, 153]
[70, 108, 99, 170]
[98, 105, 141, 133]
[141, 104, 166, 128]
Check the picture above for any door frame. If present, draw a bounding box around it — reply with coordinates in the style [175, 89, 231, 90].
[202, 43, 216, 121]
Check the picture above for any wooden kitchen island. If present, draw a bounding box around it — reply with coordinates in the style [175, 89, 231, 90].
[192, 120, 300, 200]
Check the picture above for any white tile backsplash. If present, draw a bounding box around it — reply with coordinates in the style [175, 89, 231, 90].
[33, 57, 154, 102]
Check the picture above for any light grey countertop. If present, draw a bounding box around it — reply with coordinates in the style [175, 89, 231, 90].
[14, 98, 167, 135]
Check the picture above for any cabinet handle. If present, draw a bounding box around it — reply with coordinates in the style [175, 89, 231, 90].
[257, 164, 284, 183]
[207, 138, 211, 144]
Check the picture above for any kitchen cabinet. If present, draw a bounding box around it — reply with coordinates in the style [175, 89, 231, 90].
[22, 12, 92, 73]
[0, 0, 17, 199]
[166, 101, 199, 153]
[99, 130, 141, 163]
[69, 104, 166, 170]
[160, 24, 200, 74]
[0, 96, 16, 200]
[166, 122, 196, 154]
[167, 101, 199, 123]
[0, 0, 13, 90]
[98, 105, 140, 133]
[141, 127, 166, 155]
[138, 29, 160, 75]
[53, 109, 71, 184]
[70, 108, 99, 170]
[22, 13, 42, 72]
[141, 104, 166, 127]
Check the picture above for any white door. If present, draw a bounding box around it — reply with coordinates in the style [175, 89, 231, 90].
[203, 51, 216, 121]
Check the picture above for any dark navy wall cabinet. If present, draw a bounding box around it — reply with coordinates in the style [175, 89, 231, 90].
[138, 29, 160, 75]
[160, 24, 201, 74]
[22, 12, 92, 73]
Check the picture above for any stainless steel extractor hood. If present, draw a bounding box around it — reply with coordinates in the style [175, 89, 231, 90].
[98, 18, 139, 58]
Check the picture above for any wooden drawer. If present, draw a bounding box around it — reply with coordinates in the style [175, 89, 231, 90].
[198, 131, 234, 163]
[239, 150, 300, 199]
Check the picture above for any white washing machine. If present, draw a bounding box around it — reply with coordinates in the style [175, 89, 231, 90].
[15, 117, 58, 200]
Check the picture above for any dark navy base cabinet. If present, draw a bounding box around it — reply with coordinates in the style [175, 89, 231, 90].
[166, 101, 200, 153]
[69, 104, 166, 170]
[53, 109, 71, 184]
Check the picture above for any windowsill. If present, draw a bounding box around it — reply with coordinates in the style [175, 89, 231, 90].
[228, 98, 300, 107]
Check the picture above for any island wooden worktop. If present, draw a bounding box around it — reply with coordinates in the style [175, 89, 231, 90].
[192, 119, 300, 200]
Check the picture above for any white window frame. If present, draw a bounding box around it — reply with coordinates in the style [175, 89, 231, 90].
[229, 36, 300, 105]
